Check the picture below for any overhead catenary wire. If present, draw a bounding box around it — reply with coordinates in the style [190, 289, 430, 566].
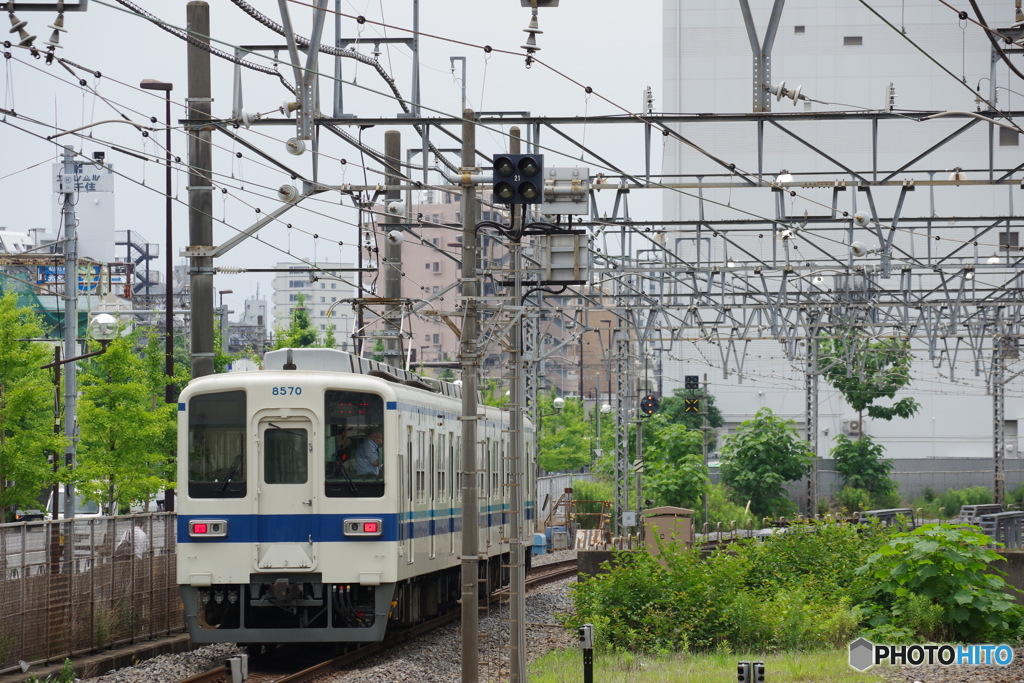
[6, 0, 1022, 379]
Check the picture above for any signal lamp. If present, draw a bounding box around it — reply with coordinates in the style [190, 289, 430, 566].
[491, 153, 544, 205]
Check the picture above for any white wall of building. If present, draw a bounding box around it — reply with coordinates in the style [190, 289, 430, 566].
[660, 0, 1024, 459]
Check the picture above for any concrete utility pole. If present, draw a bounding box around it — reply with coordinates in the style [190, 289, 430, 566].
[60, 145, 78, 519]
[382, 130, 403, 368]
[805, 328, 819, 515]
[507, 127, 528, 683]
[187, 1, 214, 379]
[459, 109, 480, 683]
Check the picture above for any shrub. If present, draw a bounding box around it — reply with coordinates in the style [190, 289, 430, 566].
[911, 486, 994, 519]
[566, 519, 894, 654]
[835, 486, 872, 513]
[705, 483, 758, 532]
[857, 523, 1024, 642]
[870, 489, 903, 510]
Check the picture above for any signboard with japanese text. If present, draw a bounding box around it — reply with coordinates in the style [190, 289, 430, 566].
[52, 162, 114, 193]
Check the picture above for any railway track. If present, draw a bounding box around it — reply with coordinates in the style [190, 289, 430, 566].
[177, 558, 578, 683]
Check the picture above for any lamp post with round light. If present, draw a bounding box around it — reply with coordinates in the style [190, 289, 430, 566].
[42, 312, 119, 518]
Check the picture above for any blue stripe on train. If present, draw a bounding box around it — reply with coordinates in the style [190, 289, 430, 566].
[178, 503, 532, 544]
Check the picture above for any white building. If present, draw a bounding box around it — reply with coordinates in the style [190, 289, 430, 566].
[271, 262, 356, 351]
[660, 0, 1024, 460]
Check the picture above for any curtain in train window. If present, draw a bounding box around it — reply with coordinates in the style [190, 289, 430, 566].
[264, 428, 309, 484]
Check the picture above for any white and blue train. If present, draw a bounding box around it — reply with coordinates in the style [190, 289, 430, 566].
[176, 349, 536, 646]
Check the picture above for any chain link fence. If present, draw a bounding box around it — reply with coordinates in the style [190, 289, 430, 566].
[0, 514, 183, 674]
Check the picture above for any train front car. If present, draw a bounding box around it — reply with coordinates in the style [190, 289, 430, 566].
[176, 369, 401, 645]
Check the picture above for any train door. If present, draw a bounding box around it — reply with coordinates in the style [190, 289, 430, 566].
[428, 429, 436, 559]
[450, 433, 458, 556]
[404, 425, 414, 563]
[254, 415, 317, 571]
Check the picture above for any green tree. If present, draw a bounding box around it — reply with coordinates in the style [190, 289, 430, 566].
[642, 413, 707, 509]
[537, 394, 593, 472]
[323, 323, 337, 349]
[273, 293, 319, 349]
[0, 292, 65, 518]
[719, 407, 814, 517]
[75, 334, 175, 514]
[819, 334, 920, 424]
[830, 434, 897, 497]
[656, 388, 724, 450]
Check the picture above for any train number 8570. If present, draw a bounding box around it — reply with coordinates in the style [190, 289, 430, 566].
[271, 386, 303, 395]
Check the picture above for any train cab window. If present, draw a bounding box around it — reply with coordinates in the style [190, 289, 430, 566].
[188, 391, 247, 498]
[324, 390, 385, 498]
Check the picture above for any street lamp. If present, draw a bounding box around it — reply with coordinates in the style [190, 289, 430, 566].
[139, 78, 174, 405]
[217, 289, 234, 355]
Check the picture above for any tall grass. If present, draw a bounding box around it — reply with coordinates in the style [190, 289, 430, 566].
[529, 649, 889, 683]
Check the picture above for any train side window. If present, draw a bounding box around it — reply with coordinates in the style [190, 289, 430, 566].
[188, 391, 247, 498]
[407, 427, 414, 503]
[437, 434, 446, 500]
[429, 430, 436, 502]
[416, 431, 426, 504]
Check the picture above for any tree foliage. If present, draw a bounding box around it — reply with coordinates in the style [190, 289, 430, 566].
[273, 293, 320, 349]
[641, 413, 707, 510]
[719, 408, 814, 517]
[537, 394, 594, 473]
[0, 292, 65, 517]
[76, 334, 175, 513]
[656, 388, 724, 450]
[819, 335, 920, 422]
[830, 434, 896, 496]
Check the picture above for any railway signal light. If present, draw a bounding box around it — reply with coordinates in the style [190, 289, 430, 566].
[639, 394, 659, 415]
[684, 398, 700, 413]
[492, 153, 544, 205]
[737, 661, 751, 683]
[684, 375, 699, 390]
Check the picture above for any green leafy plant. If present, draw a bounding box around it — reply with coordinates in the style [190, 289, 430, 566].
[835, 486, 872, 513]
[719, 408, 814, 518]
[537, 395, 594, 473]
[26, 659, 76, 683]
[0, 292, 67, 517]
[830, 434, 897, 498]
[705, 483, 758, 531]
[273, 292, 319, 349]
[642, 414, 707, 510]
[912, 486, 993, 519]
[856, 523, 1024, 642]
[565, 518, 894, 654]
[819, 335, 920, 422]
[652, 388, 724, 450]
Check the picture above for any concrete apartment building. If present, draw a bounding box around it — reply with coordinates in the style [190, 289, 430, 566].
[271, 262, 357, 351]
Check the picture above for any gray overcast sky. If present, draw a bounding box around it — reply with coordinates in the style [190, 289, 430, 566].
[0, 0, 662, 317]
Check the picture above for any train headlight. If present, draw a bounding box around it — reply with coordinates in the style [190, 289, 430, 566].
[343, 518, 383, 537]
[189, 519, 228, 538]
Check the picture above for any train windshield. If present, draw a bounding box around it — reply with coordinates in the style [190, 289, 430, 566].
[188, 391, 247, 498]
[324, 390, 385, 498]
